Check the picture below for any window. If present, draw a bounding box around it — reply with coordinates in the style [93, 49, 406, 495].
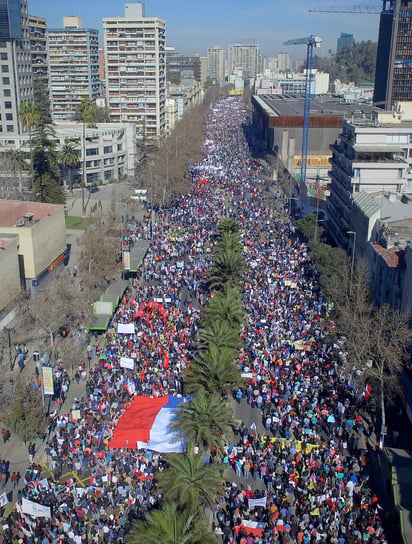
[5, 113, 12, 120]
[1, 65, 8, 73]
[87, 172, 99, 183]
[398, 168, 404, 178]
[104, 145, 113, 153]
[86, 147, 98, 156]
[6, 125, 13, 132]
[4, 101, 11, 109]
[104, 169, 113, 180]
[387, 134, 408, 144]
[353, 168, 360, 177]
[118, 143, 123, 151]
[2, 77, 9, 84]
[3, 89, 10, 97]
[0, 53, 7, 60]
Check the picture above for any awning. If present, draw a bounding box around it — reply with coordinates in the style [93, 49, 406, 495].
[353, 144, 403, 153]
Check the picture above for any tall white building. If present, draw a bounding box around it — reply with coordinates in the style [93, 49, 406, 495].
[48, 17, 100, 122]
[0, 0, 33, 135]
[277, 52, 290, 72]
[103, 2, 166, 141]
[227, 41, 263, 79]
[207, 45, 225, 85]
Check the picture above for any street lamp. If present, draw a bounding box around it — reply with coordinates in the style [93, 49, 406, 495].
[347, 230, 357, 296]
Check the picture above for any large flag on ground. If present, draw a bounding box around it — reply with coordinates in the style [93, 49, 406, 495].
[109, 395, 187, 453]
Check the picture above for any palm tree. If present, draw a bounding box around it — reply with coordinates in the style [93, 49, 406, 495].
[174, 391, 234, 454]
[185, 343, 240, 396]
[18, 100, 41, 188]
[217, 217, 239, 236]
[202, 286, 245, 330]
[78, 98, 97, 216]
[57, 140, 79, 194]
[209, 232, 245, 289]
[32, 124, 63, 203]
[156, 453, 223, 511]
[197, 319, 241, 351]
[127, 502, 215, 544]
[3, 149, 27, 192]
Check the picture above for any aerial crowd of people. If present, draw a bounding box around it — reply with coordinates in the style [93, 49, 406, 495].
[1, 96, 388, 544]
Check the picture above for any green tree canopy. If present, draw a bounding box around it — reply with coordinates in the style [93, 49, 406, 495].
[156, 453, 223, 510]
[173, 391, 234, 454]
[126, 502, 216, 544]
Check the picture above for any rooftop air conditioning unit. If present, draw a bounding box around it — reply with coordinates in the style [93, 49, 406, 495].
[16, 218, 25, 227]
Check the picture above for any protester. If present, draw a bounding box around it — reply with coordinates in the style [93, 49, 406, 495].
[2, 96, 386, 544]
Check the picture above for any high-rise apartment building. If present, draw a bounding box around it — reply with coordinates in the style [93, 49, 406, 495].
[228, 41, 263, 79]
[0, 0, 33, 134]
[207, 45, 225, 85]
[277, 52, 290, 72]
[337, 33, 354, 53]
[28, 15, 48, 90]
[374, 0, 412, 108]
[48, 17, 100, 122]
[103, 2, 166, 141]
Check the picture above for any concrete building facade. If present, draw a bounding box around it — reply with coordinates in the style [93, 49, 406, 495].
[327, 111, 412, 247]
[0, 0, 33, 135]
[48, 17, 100, 122]
[374, 0, 412, 108]
[207, 45, 225, 85]
[0, 200, 66, 296]
[0, 122, 137, 185]
[103, 2, 167, 141]
[228, 41, 263, 80]
[28, 15, 48, 91]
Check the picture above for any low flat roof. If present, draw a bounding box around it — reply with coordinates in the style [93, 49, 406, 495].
[0, 200, 61, 228]
[254, 94, 379, 118]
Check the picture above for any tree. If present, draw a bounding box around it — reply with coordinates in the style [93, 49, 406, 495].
[202, 286, 245, 330]
[185, 343, 240, 396]
[33, 77, 52, 125]
[32, 124, 64, 203]
[20, 275, 87, 352]
[58, 140, 80, 194]
[197, 319, 241, 352]
[19, 100, 41, 188]
[126, 502, 216, 544]
[156, 453, 223, 510]
[3, 149, 27, 192]
[78, 98, 98, 216]
[217, 217, 239, 236]
[5, 378, 46, 444]
[173, 391, 234, 454]
[209, 233, 245, 289]
[78, 217, 119, 293]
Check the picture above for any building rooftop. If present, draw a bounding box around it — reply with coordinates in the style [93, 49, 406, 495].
[353, 191, 381, 218]
[0, 201, 61, 228]
[0, 235, 17, 249]
[253, 95, 380, 119]
[370, 243, 402, 268]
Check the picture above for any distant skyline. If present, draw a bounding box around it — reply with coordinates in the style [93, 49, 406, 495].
[28, 0, 380, 59]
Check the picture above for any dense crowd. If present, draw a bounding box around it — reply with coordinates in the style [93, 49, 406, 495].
[1, 96, 386, 544]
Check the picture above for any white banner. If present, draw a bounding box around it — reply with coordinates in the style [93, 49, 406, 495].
[120, 357, 135, 370]
[249, 497, 267, 508]
[21, 497, 51, 519]
[0, 492, 8, 507]
[117, 323, 135, 335]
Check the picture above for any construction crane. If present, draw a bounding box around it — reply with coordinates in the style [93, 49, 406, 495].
[309, 5, 380, 13]
[284, 35, 322, 187]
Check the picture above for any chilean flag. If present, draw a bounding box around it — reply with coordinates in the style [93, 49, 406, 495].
[109, 395, 187, 453]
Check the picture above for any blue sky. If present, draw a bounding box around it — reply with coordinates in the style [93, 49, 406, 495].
[28, 0, 380, 58]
